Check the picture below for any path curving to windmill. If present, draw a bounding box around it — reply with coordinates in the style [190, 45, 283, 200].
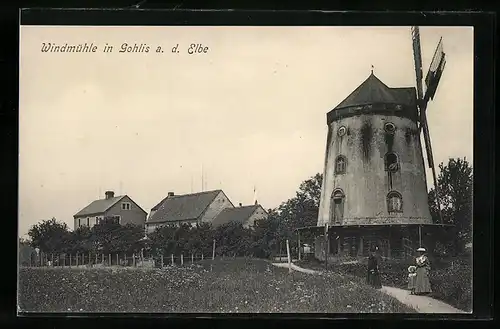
[272, 262, 466, 314]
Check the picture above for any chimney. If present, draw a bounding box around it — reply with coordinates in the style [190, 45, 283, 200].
[168, 192, 175, 197]
[239, 203, 242, 207]
[105, 191, 115, 200]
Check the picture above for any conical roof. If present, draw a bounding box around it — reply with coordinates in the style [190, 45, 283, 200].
[334, 73, 400, 110]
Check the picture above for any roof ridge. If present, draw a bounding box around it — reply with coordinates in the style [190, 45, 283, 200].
[228, 204, 260, 210]
[169, 189, 222, 198]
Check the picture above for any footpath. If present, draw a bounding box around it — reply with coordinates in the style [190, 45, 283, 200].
[271, 262, 467, 314]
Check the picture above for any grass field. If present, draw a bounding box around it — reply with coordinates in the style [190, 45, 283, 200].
[18, 258, 416, 313]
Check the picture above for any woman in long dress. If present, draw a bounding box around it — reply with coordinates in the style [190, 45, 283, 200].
[414, 247, 432, 295]
[366, 247, 382, 289]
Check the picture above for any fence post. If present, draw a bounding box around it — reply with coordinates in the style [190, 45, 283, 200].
[51, 254, 54, 267]
[201, 253, 204, 261]
[160, 255, 163, 268]
[191, 253, 194, 264]
[89, 252, 91, 266]
[212, 239, 216, 260]
[95, 253, 98, 266]
[286, 239, 292, 274]
[63, 254, 66, 268]
[181, 254, 184, 266]
[133, 253, 136, 267]
[109, 254, 111, 266]
[116, 254, 119, 267]
[102, 253, 104, 265]
[298, 230, 301, 261]
[75, 253, 77, 267]
[124, 253, 126, 266]
[171, 254, 174, 266]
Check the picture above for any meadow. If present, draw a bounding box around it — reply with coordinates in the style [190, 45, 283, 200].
[18, 258, 415, 313]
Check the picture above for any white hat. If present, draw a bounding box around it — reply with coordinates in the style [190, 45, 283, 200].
[417, 247, 426, 252]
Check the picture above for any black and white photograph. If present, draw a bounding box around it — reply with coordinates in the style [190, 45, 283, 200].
[18, 23, 474, 314]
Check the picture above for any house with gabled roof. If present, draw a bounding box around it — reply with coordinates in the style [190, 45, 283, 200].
[73, 191, 147, 230]
[146, 190, 234, 234]
[211, 203, 268, 229]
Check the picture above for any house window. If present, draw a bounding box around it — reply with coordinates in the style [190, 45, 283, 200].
[86, 217, 90, 226]
[385, 152, 399, 172]
[335, 155, 347, 174]
[121, 202, 131, 210]
[110, 216, 121, 224]
[387, 191, 403, 213]
[337, 126, 347, 137]
[384, 122, 396, 134]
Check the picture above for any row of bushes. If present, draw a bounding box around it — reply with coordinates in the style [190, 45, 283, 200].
[24, 216, 299, 261]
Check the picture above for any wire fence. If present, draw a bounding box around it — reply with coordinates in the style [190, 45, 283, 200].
[20, 239, 316, 269]
[22, 251, 227, 269]
[22, 251, 315, 269]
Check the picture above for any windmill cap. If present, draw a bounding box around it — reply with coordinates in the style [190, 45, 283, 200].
[417, 247, 426, 252]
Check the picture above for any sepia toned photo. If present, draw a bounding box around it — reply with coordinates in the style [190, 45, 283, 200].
[18, 25, 473, 314]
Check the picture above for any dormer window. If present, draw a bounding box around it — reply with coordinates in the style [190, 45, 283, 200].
[335, 155, 347, 175]
[121, 202, 131, 210]
[337, 126, 347, 137]
[387, 191, 403, 213]
[385, 152, 399, 172]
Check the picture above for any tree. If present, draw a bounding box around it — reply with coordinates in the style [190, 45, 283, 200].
[28, 218, 72, 253]
[273, 173, 323, 253]
[149, 224, 178, 255]
[70, 225, 93, 253]
[90, 218, 144, 254]
[428, 157, 473, 254]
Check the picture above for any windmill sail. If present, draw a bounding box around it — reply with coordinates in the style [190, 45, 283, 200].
[411, 26, 425, 101]
[425, 37, 446, 101]
[411, 26, 434, 169]
[411, 27, 445, 224]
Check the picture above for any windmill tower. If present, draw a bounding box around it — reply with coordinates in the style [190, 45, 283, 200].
[315, 27, 449, 261]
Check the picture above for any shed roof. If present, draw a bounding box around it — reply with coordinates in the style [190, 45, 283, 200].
[148, 190, 223, 224]
[334, 73, 416, 110]
[74, 195, 126, 217]
[211, 205, 263, 227]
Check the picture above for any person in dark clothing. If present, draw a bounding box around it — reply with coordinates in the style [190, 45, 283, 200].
[366, 246, 382, 289]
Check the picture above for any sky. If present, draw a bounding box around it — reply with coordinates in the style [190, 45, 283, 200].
[18, 26, 473, 237]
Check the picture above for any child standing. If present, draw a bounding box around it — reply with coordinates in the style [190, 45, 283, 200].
[408, 265, 417, 294]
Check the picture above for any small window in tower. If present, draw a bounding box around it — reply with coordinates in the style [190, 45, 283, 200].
[384, 122, 396, 134]
[337, 126, 347, 137]
[335, 155, 347, 174]
[385, 152, 399, 172]
[387, 191, 403, 213]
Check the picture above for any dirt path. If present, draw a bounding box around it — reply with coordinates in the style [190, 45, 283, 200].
[271, 262, 466, 314]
